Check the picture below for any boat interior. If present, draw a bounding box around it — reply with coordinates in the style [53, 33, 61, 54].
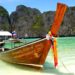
[0, 38, 42, 52]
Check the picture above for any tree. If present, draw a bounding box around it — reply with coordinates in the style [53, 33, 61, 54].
[31, 15, 44, 37]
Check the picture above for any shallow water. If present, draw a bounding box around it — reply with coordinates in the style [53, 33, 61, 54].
[0, 37, 75, 75]
[4, 38, 40, 49]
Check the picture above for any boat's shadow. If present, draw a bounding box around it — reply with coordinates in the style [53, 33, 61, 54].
[3, 61, 74, 75]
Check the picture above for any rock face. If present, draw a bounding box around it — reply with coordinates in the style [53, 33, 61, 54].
[0, 5, 75, 37]
[0, 6, 10, 31]
[10, 5, 42, 37]
[59, 7, 75, 36]
[10, 5, 56, 37]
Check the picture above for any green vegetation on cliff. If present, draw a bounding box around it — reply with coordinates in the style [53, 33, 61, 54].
[0, 6, 10, 31]
[0, 5, 75, 37]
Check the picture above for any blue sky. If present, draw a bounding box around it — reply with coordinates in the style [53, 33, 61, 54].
[0, 0, 75, 14]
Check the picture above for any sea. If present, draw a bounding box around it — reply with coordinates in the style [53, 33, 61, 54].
[0, 37, 75, 75]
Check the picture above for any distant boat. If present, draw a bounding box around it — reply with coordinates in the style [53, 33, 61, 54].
[0, 31, 12, 51]
[0, 3, 67, 68]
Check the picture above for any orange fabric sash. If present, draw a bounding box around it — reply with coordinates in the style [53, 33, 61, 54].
[52, 38, 58, 67]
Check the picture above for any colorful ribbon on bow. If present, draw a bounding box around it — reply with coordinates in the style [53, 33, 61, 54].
[48, 31, 58, 67]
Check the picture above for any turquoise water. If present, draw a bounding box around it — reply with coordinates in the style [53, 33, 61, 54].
[44, 37, 75, 74]
[0, 37, 75, 75]
[4, 38, 40, 49]
[57, 37, 75, 65]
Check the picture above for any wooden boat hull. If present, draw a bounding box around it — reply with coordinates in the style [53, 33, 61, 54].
[0, 38, 51, 67]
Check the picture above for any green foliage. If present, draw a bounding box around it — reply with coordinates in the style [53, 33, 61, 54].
[0, 6, 9, 17]
[31, 15, 44, 35]
[0, 6, 10, 31]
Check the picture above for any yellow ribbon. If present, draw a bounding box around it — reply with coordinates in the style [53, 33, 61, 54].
[48, 31, 58, 67]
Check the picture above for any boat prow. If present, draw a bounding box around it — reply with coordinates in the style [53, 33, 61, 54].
[0, 3, 67, 68]
[0, 38, 51, 66]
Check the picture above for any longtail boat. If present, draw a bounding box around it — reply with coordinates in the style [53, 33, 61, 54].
[0, 3, 67, 68]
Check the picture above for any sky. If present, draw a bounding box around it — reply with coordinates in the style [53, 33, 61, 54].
[0, 0, 75, 14]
